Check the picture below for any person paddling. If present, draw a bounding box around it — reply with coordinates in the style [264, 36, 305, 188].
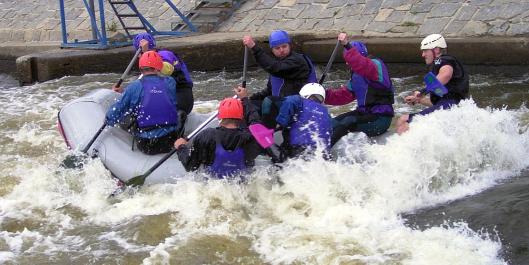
[274, 83, 332, 161]
[234, 30, 317, 129]
[396, 34, 470, 134]
[324, 33, 394, 146]
[106, 51, 180, 155]
[174, 98, 261, 179]
[113, 33, 195, 116]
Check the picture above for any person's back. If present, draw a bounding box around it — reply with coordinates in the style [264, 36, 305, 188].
[174, 98, 261, 179]
[106, 51, 179, 155]
[275, 83, 332, 159]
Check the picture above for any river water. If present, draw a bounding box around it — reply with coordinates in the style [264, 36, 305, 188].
[0, 65, 529, 264]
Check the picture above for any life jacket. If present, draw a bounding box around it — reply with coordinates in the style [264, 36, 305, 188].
[270, 55, 317, 97]
[347, 58, 394, 116]
[207, 134, 246, 179]
[289, 98, 332, 148]
[136, 77, 178, 129]
[430, 54, 469, 105]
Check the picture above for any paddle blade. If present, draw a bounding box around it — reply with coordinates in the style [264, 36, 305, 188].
[424, 72, 448, 97]
[249, 123, 275, 148]
[125, 174, 147, 187]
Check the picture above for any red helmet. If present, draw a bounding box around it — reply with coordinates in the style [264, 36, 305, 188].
[218, 98, 243, 120]
[139, 51, 163, 71]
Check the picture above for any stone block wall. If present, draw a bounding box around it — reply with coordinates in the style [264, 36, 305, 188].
[0, 0, 528, 43]
[219, 0, 529, 37]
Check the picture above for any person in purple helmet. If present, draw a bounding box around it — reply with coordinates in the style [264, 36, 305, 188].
[158, 50, 194, 115]
[234, 30, 317, 129]
[324, 33, 394, 146]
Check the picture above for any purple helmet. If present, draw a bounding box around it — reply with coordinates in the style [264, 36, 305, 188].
[349, 41, 368, 57]
[133, 32, 156, 50]
[158, 50, 178, 65]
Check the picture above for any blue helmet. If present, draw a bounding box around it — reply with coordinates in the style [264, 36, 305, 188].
[133, 32, 156, 50]
[269, 30, 290, 48]
[350, 41, 368, 57]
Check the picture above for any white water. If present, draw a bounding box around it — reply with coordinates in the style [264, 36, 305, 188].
[1, 72, 528, 264]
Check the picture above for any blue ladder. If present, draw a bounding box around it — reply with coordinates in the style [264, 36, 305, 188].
[59, 0, 198, 49]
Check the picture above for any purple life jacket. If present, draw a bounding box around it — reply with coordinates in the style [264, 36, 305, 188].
[270, 55, 317, 97]
[289, 98, 331, 148]
[207, 135, 246, 179]
[137, 78, 178, 129]
[347, 59, 394, 115]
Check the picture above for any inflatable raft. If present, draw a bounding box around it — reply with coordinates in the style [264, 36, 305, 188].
[58, 89, 220, 185]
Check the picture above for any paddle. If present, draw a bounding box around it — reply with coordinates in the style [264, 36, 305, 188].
[242, 46, 248, 88]
[61, 48, 142, 169]
[124, 109, 221, 187]
[318, 39, 341, 85]
[421, 72, 448, 97]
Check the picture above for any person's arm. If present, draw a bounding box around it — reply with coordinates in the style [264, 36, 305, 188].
[404, 91, 433, 107]
[251, 46, 310, 80]
[324, 85, 356, 106]
[343, 47, 380, 81]
[175, 129, 216, 172]
[105, 82, 141, 125]
[275, 95, 303, 127]
[241, 97, 261, 126]
[437, 65, 454, 85]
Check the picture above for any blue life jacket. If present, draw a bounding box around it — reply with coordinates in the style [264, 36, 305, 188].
[347, 58, 394, 115]
[289, 98, 331, 148]
[207, 135, 246, 179]
[137, 78, 178, 129]
[270, 55, 317, 97]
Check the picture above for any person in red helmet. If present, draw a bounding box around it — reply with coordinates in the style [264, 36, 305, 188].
[106, 51, 180, 155]
[174, 98, 261, 179]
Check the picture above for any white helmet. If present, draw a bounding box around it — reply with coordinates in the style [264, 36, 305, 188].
[299, 82, 326, 101]
[420, 34, 447, 50]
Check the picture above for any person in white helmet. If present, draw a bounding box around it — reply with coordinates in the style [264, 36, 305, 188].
[274, 83, 332, 160]
[396, 34, 469, 134]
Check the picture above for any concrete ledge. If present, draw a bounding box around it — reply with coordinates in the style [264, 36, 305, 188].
[8, 32, 529, 85]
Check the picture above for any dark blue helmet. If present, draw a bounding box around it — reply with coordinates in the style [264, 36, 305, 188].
[133, 32, 156, 50]
[269, 30, 290, 48]
[350, 41, 368, 57]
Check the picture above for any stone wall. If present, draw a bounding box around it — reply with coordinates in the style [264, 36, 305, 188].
[219, 0, 529, 37]
[0, 0, 528, 43]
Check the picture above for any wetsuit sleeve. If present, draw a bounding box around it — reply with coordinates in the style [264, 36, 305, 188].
[343, 47, 379, 81]
[172, 58, 193, 90]
[251, 46, 310, 80]
[176, 129, 216, 171]
[324, 85, 356, 106]
[275, 95, 303, 127]
[241, 97, 261, 125]
[105, 81, 142, 126]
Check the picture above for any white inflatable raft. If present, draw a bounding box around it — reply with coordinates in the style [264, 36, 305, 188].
[58, 89, 220, 185]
